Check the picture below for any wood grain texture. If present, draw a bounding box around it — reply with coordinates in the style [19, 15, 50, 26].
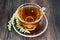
[0, 0, 56, 40]
[28, 0, 56, 40]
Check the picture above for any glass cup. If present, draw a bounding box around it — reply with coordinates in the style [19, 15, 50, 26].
[16, 3, 45, 31]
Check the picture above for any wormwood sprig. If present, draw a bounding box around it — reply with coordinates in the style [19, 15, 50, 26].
[15, 17, 30, 33]
[8, 13, 15, 31]
[8, 13, 30, 33]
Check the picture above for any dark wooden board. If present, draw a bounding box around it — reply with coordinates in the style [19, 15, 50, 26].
[0, 0, 56, 40]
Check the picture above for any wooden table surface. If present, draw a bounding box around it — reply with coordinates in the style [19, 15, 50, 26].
[0, 0, 56, 40]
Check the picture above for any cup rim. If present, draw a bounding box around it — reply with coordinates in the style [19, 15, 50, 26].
[12, 14, 48, 37]
[16, 3, 44, 24]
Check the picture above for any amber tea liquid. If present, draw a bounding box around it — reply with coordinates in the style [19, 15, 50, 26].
[18, 6, 42, 29]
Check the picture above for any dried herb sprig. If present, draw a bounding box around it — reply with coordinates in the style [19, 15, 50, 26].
[8, 13, 30, 33]
[15, 17, 30, 33]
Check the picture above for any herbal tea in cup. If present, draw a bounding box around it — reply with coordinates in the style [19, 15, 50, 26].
[17, 3, 44, 30]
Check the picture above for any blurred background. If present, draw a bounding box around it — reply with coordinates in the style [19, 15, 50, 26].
[49, 0, 60, 40]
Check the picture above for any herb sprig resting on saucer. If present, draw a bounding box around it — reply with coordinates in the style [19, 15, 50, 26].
[8, 13, 30, 33]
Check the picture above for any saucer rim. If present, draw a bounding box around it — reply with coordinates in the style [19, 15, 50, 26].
[12, 14, 48, 37]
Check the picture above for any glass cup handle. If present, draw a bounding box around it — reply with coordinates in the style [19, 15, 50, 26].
[41, 7, 46, 15]
[41, 7, 46, 11]
[40, 7, 46, 24]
